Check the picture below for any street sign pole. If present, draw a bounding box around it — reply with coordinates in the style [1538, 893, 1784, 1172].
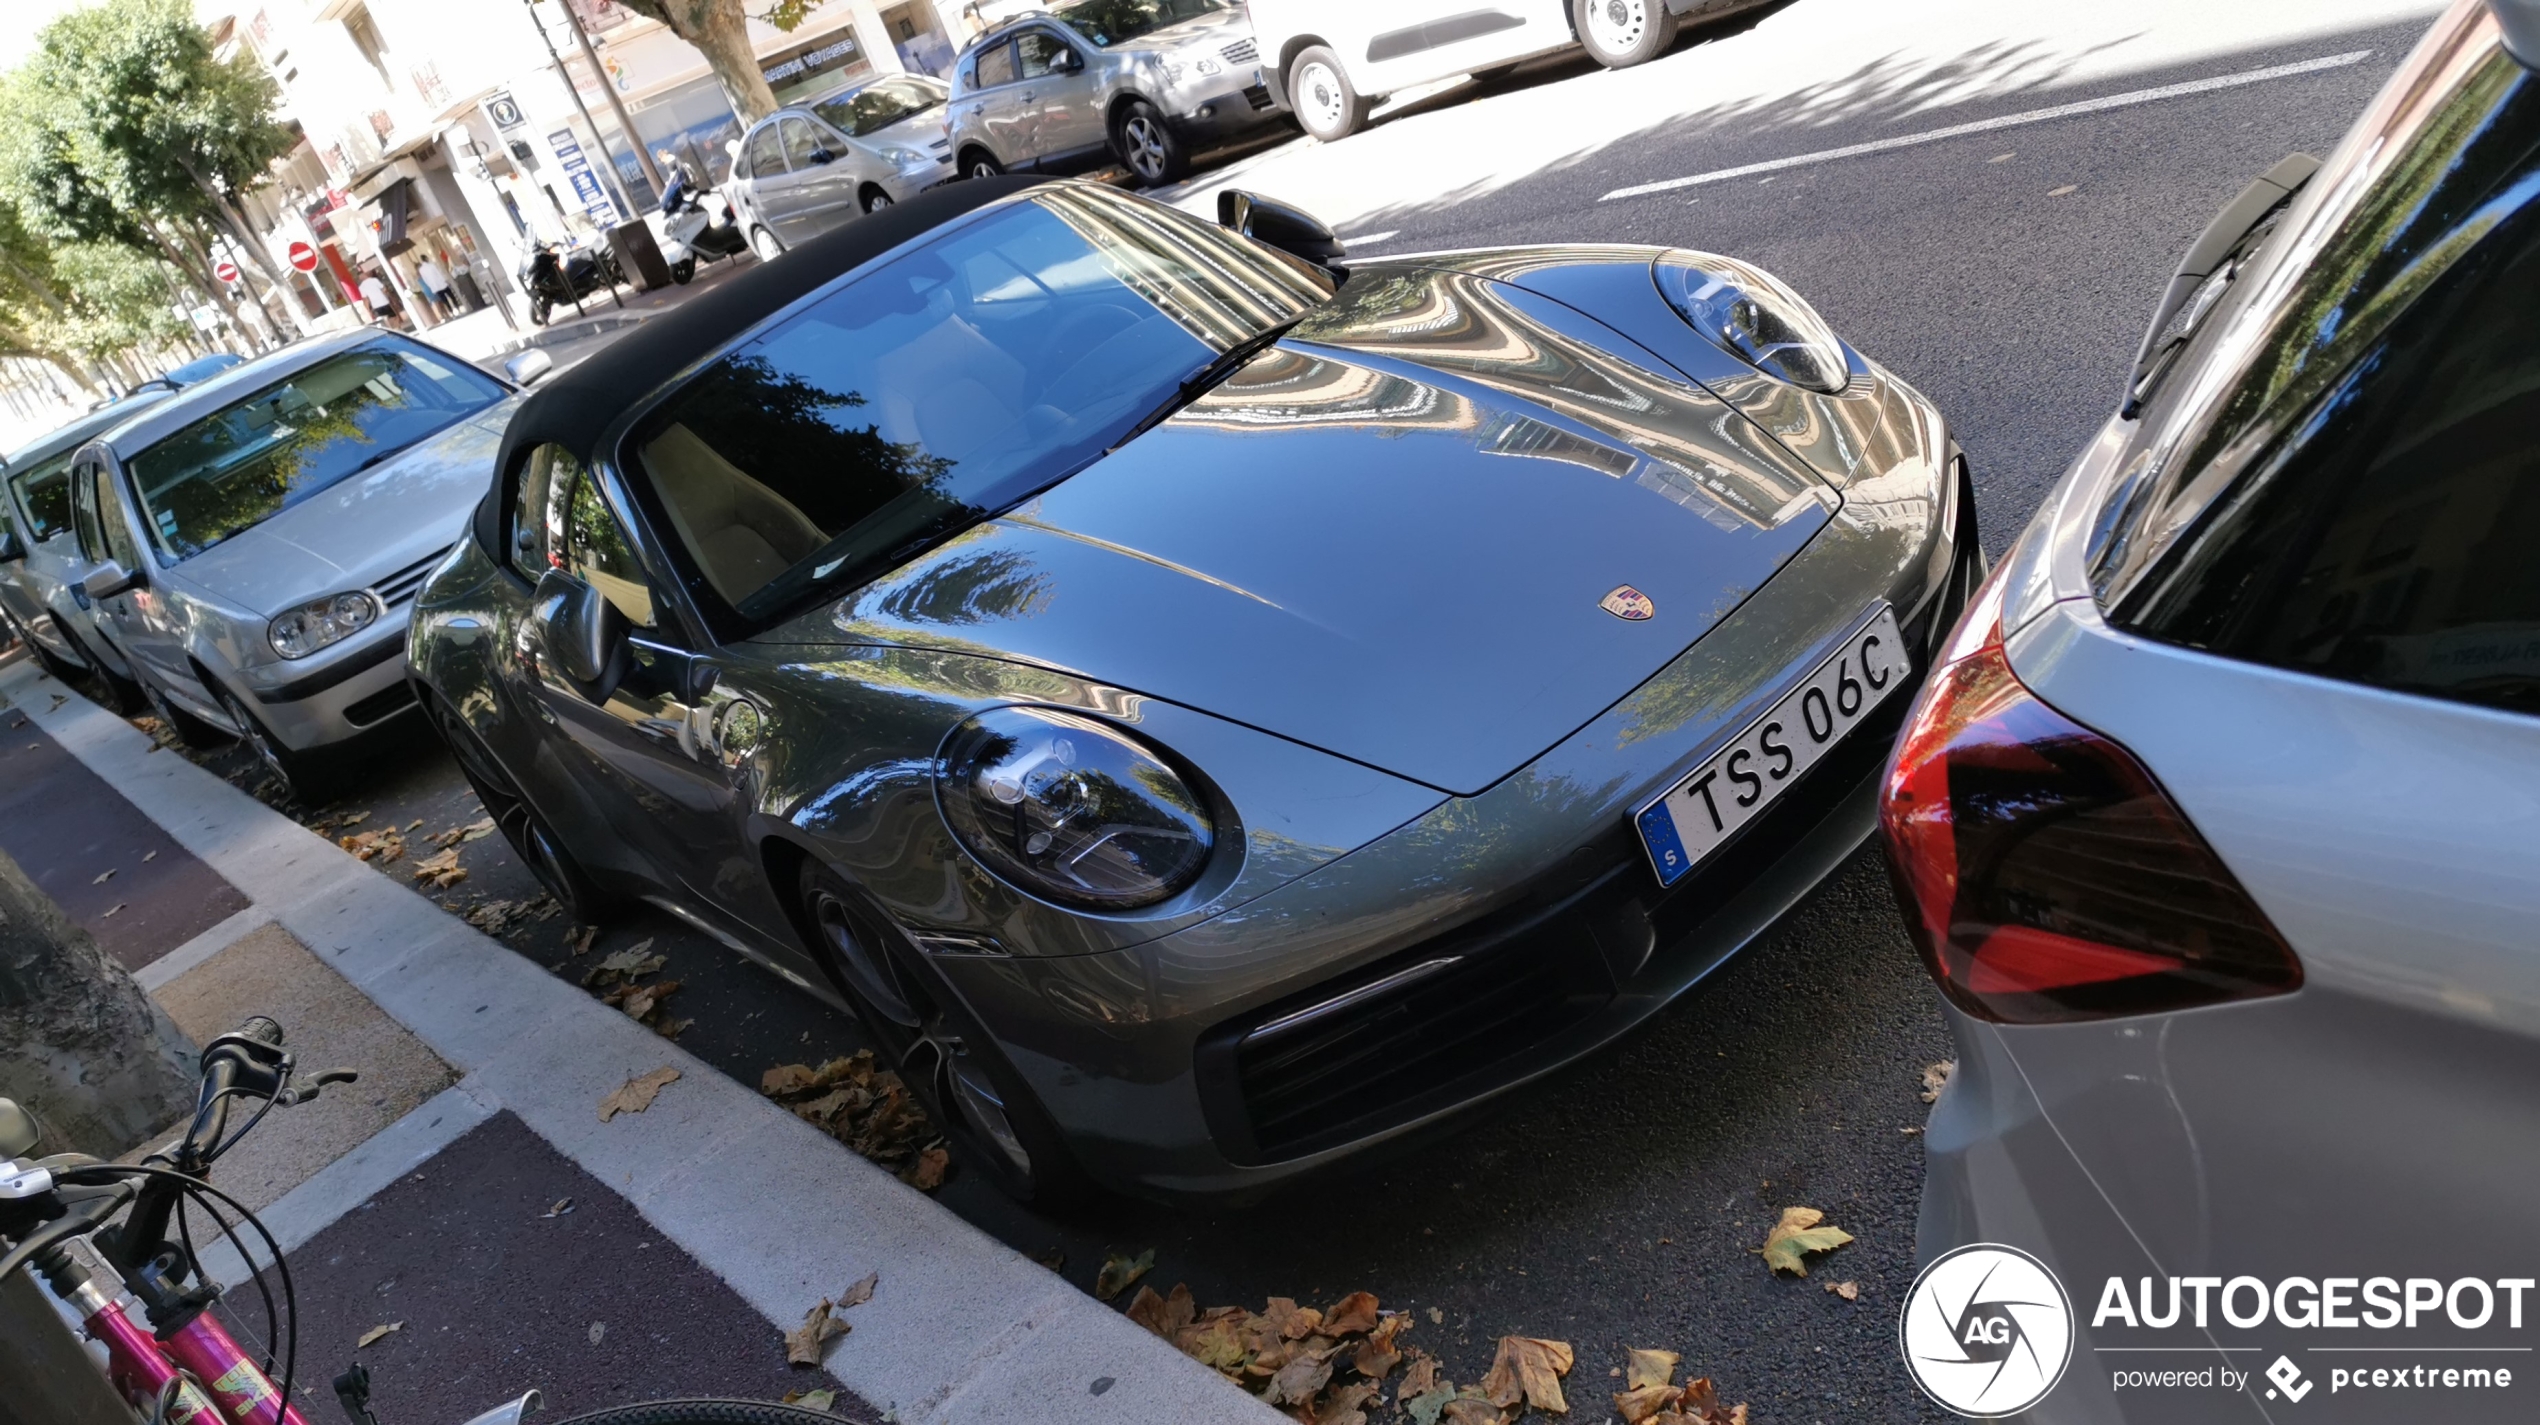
[559, 0, 664, 198]
[524, 0, 640, 223]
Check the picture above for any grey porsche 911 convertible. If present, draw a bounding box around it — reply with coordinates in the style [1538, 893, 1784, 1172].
[409, 175, 1980, 1204]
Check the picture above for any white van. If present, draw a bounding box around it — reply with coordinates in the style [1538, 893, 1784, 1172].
[1247, 0, 1773, 141]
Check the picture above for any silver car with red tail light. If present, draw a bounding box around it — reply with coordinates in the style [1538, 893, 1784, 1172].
[1885, 3, 2540, 1418]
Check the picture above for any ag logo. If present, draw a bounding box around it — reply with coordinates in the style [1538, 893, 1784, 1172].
[1900, 1243, 2074, 1417]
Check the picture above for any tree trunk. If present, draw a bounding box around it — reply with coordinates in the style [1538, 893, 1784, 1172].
[673, 0, 781, 126]
[0, 851, 197, 1159]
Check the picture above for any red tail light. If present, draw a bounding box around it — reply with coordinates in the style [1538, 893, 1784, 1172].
[1878, 575, 2300, 1024]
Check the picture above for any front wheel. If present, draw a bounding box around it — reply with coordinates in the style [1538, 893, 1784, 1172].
[61, 622, 147, 715]
[669, 257, 695, 284]
[139, 672, 230, 749]
[208, 682, 330, 804]
[1288, 46, 1373, 143]
[1113, 99, 1189, 187]
[860, 186, 894, 214]
[748, 226, 783, 263]
[548, 1402, 851, 1425]
[431, 696, 616, 924]
[1576, 0, 1678, 68]
[795, 862, 1095, 1210]
[960, 148, 1004, 180]
[528, 295, 551, 326]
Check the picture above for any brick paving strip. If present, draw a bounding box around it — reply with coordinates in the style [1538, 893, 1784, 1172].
[0, 657, 1276, 1425]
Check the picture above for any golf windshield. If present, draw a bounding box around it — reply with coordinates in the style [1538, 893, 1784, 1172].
[631, 183, 1329, 632]
[126, 341, 505, 560]
[1049, 0, 1228, 48]
[813, 76, 946, 136]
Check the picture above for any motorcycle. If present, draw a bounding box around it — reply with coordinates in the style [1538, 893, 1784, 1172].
[657, 175, 748, 284]
[517, 238, 623, 326]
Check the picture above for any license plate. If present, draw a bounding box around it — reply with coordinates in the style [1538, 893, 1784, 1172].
[1634, 606, 1913, 887]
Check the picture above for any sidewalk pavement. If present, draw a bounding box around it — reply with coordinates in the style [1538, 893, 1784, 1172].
[0, 652, 1277, 1425]
[420, 251, 764, 367]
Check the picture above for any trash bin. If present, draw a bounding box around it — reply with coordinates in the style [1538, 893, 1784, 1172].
[606, 218, 673, 293]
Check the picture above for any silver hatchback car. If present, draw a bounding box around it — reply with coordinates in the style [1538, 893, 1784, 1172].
[0, 394, 170, 697]
[1892, 2, 2540, 1419]
[948, 0, 1283, 187]
[66, 331, 530, 798]
[727, 76, 958, 260]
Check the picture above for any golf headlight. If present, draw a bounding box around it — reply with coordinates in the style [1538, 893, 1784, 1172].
[1657, 250, 1851, 393]
[936, 706, 1213, 911]
[268, 590, 379, 659]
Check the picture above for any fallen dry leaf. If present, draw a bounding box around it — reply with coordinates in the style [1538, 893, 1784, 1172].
[101, 902, 125, 918]
[1626, 1349, 1679, 1391]
[1323, 1291, 1381, 1337]
[1400, 1350, 1442, 1398]
[568, 924, 599, 956]
[597, 1066, 680, 1122]
[1825, 1279, 1861, 1302]
[1262, 1346, 1335, 1407]
[1616, 1384, 1682, 1424]
[779, 1388, 836, 1413]
[1481, 1335, 1573, 1413]
[1921, 1060, 1954, 1103]
[898, 1144, 948, 1191]
[142, 851, 156, 862]
[541, 1198, 573, 1219]
[1404, 1386, 1456, 1425]
[92, 868, 114, 883]
[837, 1271, 878, 1310]
[1127, 1283, 1197, 1338]
[1675, 1375, 1751, 1425]
[1353, 1314, 1406, 1379]
[356, 1322, 402, 1348]
[784, 1299, 849, 1367]
[1318, 1381, 1379, 1425]
[1759, 1205, 1854, 1276]
[1094, 1248, 1154, 1302]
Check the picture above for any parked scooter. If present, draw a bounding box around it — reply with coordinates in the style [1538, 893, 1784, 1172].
[517, 238, 624, 326]
[657, 173, 748, 284]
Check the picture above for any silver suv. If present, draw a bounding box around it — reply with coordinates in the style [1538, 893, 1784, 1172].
[947, 0, 1281, 187]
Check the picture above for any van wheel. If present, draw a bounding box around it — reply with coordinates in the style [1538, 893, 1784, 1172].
[209, 683, 331, 804]
[1577, 0, 1677, 68]
[1288, 46, 1372, 143]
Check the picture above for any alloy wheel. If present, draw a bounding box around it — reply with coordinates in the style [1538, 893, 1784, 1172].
[750, 227, 783, 262]
[863, 189, 893, 213]
[1122, 115, 1169, 181]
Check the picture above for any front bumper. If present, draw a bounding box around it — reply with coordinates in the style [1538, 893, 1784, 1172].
[1165, 72, 1284, 147]
[233, 610, 421, 750]
[936, 431, 1973, 1199]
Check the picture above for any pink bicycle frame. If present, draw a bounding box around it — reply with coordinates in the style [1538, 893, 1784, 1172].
[82, 1284, 311, 1425]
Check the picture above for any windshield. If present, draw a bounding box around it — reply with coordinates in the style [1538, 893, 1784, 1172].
[631, 182, 1328, 632]
[1048, 0, 1226, 48]
[126, 341, 504, 561]
[813, 76, 946, 136]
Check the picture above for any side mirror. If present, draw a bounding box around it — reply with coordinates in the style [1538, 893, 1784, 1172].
[808, 148, 835, 166]
[532, 567, 627, 693]
[83, 563, 141, 601]
[1059, 49, 1084, 72]
[504, 349, 555, 386]
[0, 529, 23, 563]
[1216, 189, 1348, 272]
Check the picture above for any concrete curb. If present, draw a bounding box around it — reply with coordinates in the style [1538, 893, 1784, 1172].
[4, 661, 1278, 1425]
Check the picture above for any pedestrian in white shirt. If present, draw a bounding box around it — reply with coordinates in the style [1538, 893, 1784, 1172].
[358, 270, 400, 329]
[415, 255, 459, 317]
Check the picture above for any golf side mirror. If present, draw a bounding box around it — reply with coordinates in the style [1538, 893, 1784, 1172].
[504, 349, 555, 386]
[532, 567, 627, 694]
[83, 563, 141, 601]
[0, 529, 23, 563]
[2494, 0, 2540, 67]
[1217, 189, 1347, 272]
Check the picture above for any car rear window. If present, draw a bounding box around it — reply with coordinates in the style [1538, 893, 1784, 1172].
[628, 183, 1328, 633]
[2118, 198, 2540, 717]
[125, 341, 504, 561]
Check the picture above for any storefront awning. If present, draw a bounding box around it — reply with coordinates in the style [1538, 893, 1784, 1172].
[371, 178, 417, 258]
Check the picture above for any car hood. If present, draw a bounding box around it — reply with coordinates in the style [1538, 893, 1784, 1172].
[168, 402, 514, 615]
[806, 266, 1836, 795]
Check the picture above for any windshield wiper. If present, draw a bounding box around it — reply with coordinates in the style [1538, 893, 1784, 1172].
[1113, 318, 1300, 451]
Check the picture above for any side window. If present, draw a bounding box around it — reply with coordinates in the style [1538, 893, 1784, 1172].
[974, 39, 1017, 88]
[90, 468, 141, 569]
[563, 471, 655, 627]
[745, 124, 787, 180]
[1017, 31, 1073, 78]
[21, 472, 72, 542]
[2124, 203, 2540, 717]
[779, 117, 821, 168]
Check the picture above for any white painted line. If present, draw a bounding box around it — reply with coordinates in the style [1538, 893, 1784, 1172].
[135, 905, 276, 993]
[194, 1078, 499, 1287]
[1601, 49, 2374, 201]
[2, 659, 1280, 1425]
[1343, 230, 1401, 245]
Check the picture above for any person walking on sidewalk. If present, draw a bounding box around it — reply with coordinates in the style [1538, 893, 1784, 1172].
[359, 268, 402, 330]
[416, 254, 460, 318]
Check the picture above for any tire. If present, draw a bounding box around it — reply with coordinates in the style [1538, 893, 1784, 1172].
[548, 1402, 848, 1425]
[1288, 46, 1373, 143]
[1112, 99, 1189, 187]
[139, 670, 230, 749]
[860, 186, 894, 214]
[795, 861, 1096, 1210]
[60, 621, 147, 715]
[25, 632, 85, 684]
[749, 226, 784, 263]
[669, 257, 695, 284]
[528, 296, 551, 327]
[959, 147, 1003, 180]
[207, 681, 332, 804]
[430, 695, 616, 923]
[1576, 0, 1678, 68]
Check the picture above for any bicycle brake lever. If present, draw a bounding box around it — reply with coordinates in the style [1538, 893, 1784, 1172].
[286, 1069, 361, 1106]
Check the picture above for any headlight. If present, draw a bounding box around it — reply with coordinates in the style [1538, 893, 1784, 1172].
[1657, 250, 1851, 393]
[881, 145, 928, 166]
[268, 590, 380, 659]
[936, 706, 1214, 911]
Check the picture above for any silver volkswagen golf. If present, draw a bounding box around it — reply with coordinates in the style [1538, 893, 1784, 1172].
[1890, 2, 2540, 1418]
[66, 330, 531, 798]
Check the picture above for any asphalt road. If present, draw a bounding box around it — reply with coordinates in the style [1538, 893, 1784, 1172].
[122, 4, 2441, 1418]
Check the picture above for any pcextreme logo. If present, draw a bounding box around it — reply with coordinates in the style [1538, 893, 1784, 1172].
[1901, 1243, 2076, 1417]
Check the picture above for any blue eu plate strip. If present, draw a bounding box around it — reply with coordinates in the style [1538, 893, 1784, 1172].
[1638, 801, 1690, 887]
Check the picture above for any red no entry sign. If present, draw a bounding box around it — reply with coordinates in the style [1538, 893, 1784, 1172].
[214, 260, 241, 284]
[287, 240, 318, 273]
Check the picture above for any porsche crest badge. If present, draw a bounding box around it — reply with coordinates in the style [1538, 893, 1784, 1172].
[1600, 585, 1655, 621]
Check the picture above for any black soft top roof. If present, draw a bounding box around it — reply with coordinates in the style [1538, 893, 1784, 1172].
[480, 175, 1047, 548]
